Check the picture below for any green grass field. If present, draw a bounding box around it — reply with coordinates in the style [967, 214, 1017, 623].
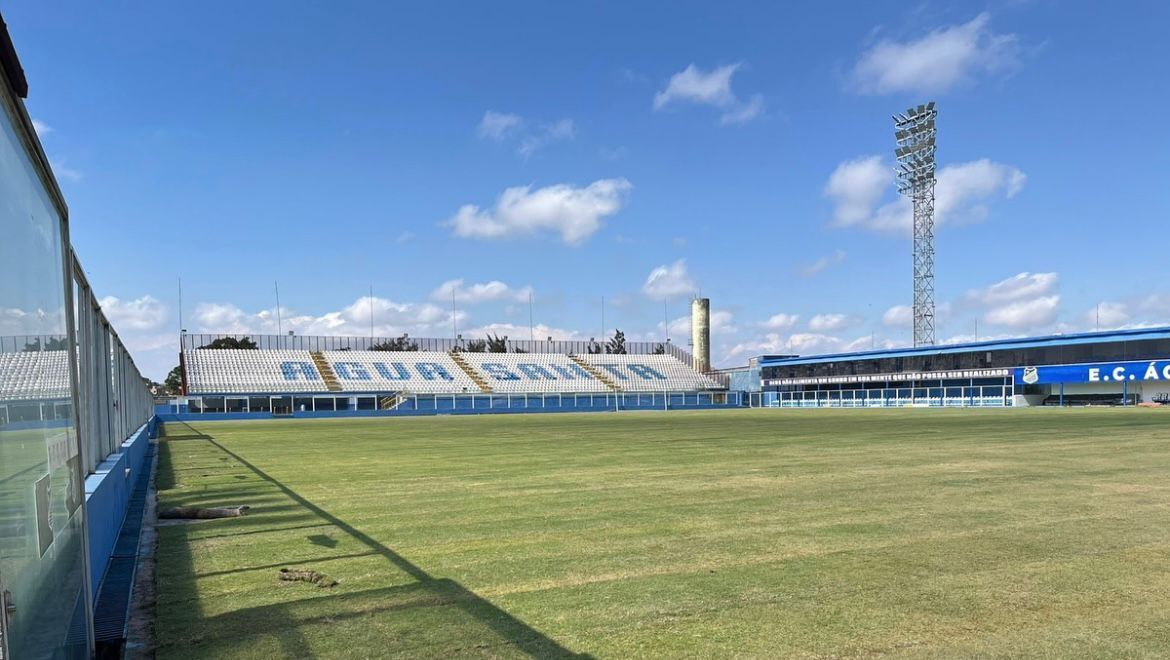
[154, 409, 1170, 659]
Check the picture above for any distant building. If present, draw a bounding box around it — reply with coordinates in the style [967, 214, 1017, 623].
[757, 327, 1170, 407]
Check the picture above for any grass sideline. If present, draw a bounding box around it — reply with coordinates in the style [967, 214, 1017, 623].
[154, 409, 1170, 658]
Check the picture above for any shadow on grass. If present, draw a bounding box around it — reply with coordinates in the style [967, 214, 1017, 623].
[156, 421, 590, 658]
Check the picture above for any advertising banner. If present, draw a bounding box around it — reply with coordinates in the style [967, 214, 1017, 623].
[1016, 360, 1170, 386]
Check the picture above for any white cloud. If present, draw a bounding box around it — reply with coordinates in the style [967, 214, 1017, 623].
[708, 310, 737, 335]
[97, 295, 168, 330]
[192, 302, 252, 334]
[1085, 302, 1130, 329]
[463, 322, 584, 342]
[826, 156, 1025, 233]
[51, 159, 83, 182]
[656, 309, 736, 342]
[787, 333, 848, 355]
[642, 259, 697, 300]
[801, 249, 846, 277]
[1140, 294, 1170, 316]
[882, 304, 913, 327]
[939, 332, 1012, 345]
[808, 313, 853, 332]
[825, 156, 892, 226]
[961, 272, 1061, 330]
[479, 112, 575, 156]
[724, 332, 790, 361]
[115, 331, 178, 382]
[963, 272, 1058, 305]
[654, 315, 692, 341]
[934, 159, 1027, 224]
[655, 63, 738, 108]
[518, 119, 576, 157]
[851, 13, 1021, 95]
[880, 302, 954, 331]
[445, 178, 631, 244]
[759, 313, 799, 330]
[984, 295, 1060, 328]
[192, 296, 462, 338]
[76, 293, 176, 380]
[396, 231, 415, 244]
[0, 306, 66, 336]
[478, 111, 523, 141]
[719, 94, 765, 126]
[842, 335, 898, 353]
[27, 121, 83, 182]
[654, 63, 764, 125]
[431, 279, 533, 304]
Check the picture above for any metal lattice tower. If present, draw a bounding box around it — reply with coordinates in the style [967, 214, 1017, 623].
[893, 102, 938, 347]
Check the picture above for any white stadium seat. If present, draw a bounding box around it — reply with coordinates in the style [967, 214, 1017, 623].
[183, 349, 325, 393]
[578, 354, 723, 392]
[180, 349, 723, 395]
[322, 351, 482, 393]
[458, 353, 607, 393]
[0, 350, 70, 400]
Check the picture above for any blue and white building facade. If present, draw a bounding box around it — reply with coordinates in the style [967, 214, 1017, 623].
[759, 327, 1170, 408]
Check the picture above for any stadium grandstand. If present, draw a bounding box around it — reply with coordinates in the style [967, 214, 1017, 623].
[757, 326, 1170, 408]
[172, 333, 734, 416]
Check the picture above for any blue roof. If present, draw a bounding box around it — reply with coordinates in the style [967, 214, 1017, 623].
[758, 326, 1170, 367]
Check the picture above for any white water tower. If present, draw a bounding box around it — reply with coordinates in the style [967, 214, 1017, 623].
[691, 297, 711, 373]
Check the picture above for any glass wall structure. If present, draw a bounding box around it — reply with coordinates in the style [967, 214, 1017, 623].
[1, 22, 152, 657]
[0, 50, 90, 657]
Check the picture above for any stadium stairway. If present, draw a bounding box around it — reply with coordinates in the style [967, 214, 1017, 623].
[309, 352, 342, 392]
[448, 351, 494, 393]
[379, 393, 407, 410]
[569, 355, 620, 391]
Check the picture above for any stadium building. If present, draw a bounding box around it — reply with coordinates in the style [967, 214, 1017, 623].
[168, 332, 738, 417]
[758, 326, 1170, 408]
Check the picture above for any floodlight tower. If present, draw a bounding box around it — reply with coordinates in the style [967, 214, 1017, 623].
[893, 101, 938, 347]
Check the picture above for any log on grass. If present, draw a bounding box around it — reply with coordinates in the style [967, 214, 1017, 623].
[159, 505, 249, 519]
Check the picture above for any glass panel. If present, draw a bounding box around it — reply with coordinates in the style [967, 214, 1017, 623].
[0, 92, 89, 656]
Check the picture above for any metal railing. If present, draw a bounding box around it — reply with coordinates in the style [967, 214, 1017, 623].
[180, 332, 696, 364]
[0, 334, 68, 354]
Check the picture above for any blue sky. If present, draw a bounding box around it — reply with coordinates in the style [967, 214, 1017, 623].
[4, 1, 1170, 379]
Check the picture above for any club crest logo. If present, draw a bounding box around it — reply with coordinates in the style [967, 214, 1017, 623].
[1022, 366, 1039, 385]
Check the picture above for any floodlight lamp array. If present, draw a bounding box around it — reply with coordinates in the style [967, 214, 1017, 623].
[892, 102, 938, 197]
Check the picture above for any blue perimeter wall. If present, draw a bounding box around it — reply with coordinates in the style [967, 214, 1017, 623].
[85, 416, 159, 594]
[157, 393, 744, 423]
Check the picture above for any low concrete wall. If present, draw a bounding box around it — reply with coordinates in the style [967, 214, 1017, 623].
[84, 417, 158, 594]
[155, 399, 742, 423]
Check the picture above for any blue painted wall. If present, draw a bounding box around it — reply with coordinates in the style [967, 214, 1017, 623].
[84, 417, 158, 594]
[157, 393, 744, 423]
